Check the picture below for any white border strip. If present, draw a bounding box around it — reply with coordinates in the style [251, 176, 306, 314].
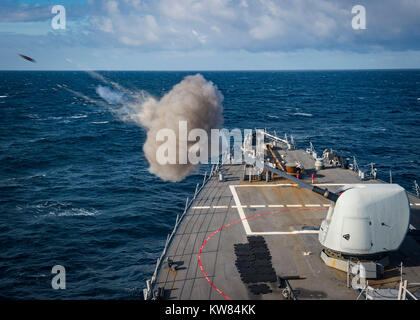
[234, 183, 361, 188]
[250, 230, 319, 235]
[229, 185, 252, 234]
[229, 185, 324, 236]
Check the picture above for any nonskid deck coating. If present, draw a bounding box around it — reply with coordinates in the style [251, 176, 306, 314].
[153, 151, 420, 300]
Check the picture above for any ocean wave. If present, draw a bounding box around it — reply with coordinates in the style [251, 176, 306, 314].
[293, 112, 313, 117]
[28, 137, 47, 143]
[91, 121, 109, 124]
[33, 201, 70, 209]
[28, 201, 99, 218]
[26, 113, 40, 119]
[267, 115, 279, 119]
[22, 173, 46, 180]
[26, 274, 48, 279]
[44, 208, 99, 217]
[70, 114, 88, 119]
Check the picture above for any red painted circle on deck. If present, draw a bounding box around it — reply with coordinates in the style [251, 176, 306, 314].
[197, 208, 327, 300]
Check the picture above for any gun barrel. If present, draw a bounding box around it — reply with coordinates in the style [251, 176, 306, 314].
[244, 153, 339, 202]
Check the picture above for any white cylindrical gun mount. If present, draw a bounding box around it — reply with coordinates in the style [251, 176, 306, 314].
[319, 184, 410, 256]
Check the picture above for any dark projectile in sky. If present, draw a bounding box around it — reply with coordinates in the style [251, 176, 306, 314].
[18, 54, 36, 63]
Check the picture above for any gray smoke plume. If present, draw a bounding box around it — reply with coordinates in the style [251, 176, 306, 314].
[89, 73, 223, 181]
[58, 68, 224, 182]
[133, 74, 224, 182]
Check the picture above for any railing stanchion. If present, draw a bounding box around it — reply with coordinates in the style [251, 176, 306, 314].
[202, 172, 207, 187]
[194, 183, 199, 199]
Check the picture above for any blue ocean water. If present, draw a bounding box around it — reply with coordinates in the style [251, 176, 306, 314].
[0, 70, 419, 299]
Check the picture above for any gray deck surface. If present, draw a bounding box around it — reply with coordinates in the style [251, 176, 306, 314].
[153, 148, 420, 300]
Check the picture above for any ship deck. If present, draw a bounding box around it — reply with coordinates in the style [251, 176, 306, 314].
[152, 149, 420, 300]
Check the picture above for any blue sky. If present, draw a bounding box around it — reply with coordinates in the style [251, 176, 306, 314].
[1, 0, 420, 70]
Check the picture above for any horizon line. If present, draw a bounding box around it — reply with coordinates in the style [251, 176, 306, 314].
[1, 67, 420, 72]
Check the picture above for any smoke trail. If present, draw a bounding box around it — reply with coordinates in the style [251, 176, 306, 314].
[87, 70, 131, 94]
[95, 84, 151, 124]
[96, 85, 126, 104]
[57, 84, 109, 108]
[64, 58, 131, 94]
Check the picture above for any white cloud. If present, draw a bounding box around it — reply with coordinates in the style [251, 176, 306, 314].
[250, 15, 283, 40]
[192, 29, 207, 44]
[84, 0, 420, 52]
[211, 25, 221, 33]
[240, 0, 249, 8]
[104, 0, 119, 14]
[120, 36, 142, 46]
[91, 1, 162, 47]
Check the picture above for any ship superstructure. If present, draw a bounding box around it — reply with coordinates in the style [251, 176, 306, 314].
[144, 131, 420, 300]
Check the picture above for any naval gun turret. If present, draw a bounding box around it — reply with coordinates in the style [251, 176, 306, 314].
[243, 141, 410, 280]
[318, 184, 410, 256]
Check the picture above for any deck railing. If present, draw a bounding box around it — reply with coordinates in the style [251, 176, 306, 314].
[143, 161, 222, 300]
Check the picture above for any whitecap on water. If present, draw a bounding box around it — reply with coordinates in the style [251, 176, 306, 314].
[293, 112, 313, 117]
[26, 114, 40, 119]
[29, 201, 98, 218]
[91, 121, 109, 124]
[22, 173, 46, 180]
[44, 208, 99, 217]
[69, 114, 87, 119]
